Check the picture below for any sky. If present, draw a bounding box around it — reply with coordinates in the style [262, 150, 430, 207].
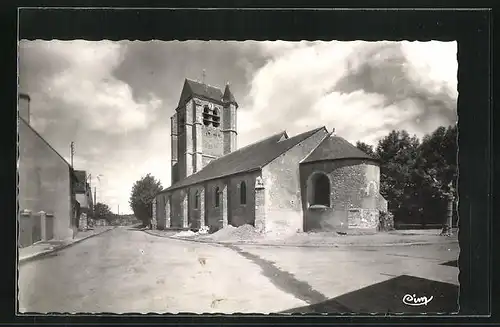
[18, 40, 458, 214]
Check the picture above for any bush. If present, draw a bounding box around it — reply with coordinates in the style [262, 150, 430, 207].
[378, 211, 395, 231]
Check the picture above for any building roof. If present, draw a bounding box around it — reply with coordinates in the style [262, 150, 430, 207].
[19, 117, 77, 181]
[178, 79, 239, 108]
[222, 84, 238, 107]
[181, 78, 224, 103]
[302, 134, 378, 164]
[160, 126, 327, 193]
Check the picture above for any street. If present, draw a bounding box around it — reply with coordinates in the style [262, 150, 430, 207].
[18, 227, 459, 314]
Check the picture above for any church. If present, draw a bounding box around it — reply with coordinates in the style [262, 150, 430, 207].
[153, 78, 388, 235]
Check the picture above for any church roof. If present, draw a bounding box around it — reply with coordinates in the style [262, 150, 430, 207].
[182, 78, 224, 104]
[160, 126, 326, 193]
[302, 134, 378, 164]
[222, 84, 238, 107]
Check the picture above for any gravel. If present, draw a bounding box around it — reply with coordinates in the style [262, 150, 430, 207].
[200, 224, 263, 242]
[173, 230, 196, 238]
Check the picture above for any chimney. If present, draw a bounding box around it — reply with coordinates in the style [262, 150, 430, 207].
[19, 92, 31, 124]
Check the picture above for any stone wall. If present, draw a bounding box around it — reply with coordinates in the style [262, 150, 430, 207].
[204, 179, 228, 231]
[169, 189, 184, 228]
[198, 98, 225, 159]
[155, 193, 166, 230]
[222, 102, 237, 155]
[262, 128, 328, 235]
[18, 119, 74, 241]
[187, 185, 205, 230]
[227, 172, 258, 227]
[300, 159, 384, 232]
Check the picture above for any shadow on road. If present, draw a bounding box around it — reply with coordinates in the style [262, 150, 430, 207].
[225, 245, 330, 306]
[280, 275, 459, 314]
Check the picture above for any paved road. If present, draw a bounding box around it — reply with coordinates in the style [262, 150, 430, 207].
[18, 227, 306, 313]
[18, 227, 459, 314]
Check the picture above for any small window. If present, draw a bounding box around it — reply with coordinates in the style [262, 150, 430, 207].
[240, 181, 247, 205]
[214, 187, 220, 208]
[194, 191, 200, 209]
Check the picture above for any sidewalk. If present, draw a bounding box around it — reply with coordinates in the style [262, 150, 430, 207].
[143, 228, 459, 248]
[19, 226, 115, 264]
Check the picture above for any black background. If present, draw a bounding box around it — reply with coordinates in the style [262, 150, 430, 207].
[1, 2, 497, 326]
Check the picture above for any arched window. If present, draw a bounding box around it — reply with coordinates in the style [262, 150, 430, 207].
[214, 187, 220, 208]
[203, 105, 211, 126]
[212, 108, 220, 127]
[309, 173, 331, 207]
[240, 181, 247, 205]
[194, 191, 200, 209]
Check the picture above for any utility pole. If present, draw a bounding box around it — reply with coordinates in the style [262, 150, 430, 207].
[118, 204, 120, 216]
[94, 187, 97, 207]
[70, 141, 75, 167]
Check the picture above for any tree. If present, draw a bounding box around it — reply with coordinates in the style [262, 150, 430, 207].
[129, 174, 163, 227]
[93, 202, 114, 222]
[414, 125, 457, 235]
[355, 141, 375, 157]
[375, 130, 421, 224]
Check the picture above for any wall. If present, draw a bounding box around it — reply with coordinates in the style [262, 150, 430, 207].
[227, 172, 258, 227]
[262, 128, 328, 235]
[222, 103, 237, 155]
[204, 179, 227, 231]
[155, 193, 166, 230]
[202, 155, 215, 168]
[187, 185, 204, 229]
[171, 112, 179, 185]
[169, 189, 184, 228]
[75, 193, 89, 209]
[300, 159, 383, 232]
[197, 97, 225, 159]
[18, 119, 74, 241]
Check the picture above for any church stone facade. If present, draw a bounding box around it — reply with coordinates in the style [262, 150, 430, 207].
[153, 79, 388, 235]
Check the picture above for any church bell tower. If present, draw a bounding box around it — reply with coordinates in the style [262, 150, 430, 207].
[171, 78, 238, 185]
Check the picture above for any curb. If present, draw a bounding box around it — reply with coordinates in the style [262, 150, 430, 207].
[19, 227, 116, 265]
[142, 230, 459, 248]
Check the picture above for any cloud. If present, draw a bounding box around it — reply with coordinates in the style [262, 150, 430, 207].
[241, 40, 457, 145]
[19, 40, 457, 213]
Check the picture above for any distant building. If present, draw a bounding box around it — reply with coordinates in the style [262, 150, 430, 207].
[74, 170, 94, 230]
[74, 170, 93, 213]
[153, 79, 388, 235]
[18, 92, 80, 247]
